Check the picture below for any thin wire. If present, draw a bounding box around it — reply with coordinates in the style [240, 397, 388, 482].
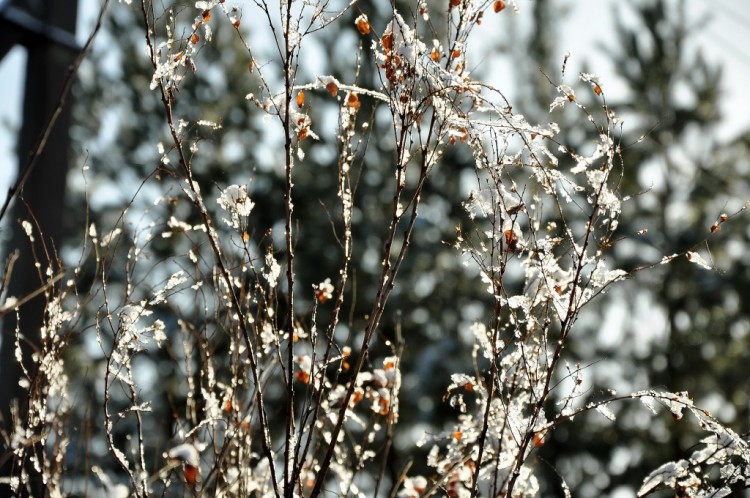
[686, 0, 750, 68]
[712, 0, 750, 32]
[705, 29, 750, 69]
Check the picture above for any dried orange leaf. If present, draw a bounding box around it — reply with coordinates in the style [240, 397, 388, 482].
[325, 81, 339, 96]
[452, 49, 461, 59]
[315, 288, 328, 302]
[378, 398, 390, 415]
[202, 10, 211, 22]
[346, 92, 361, 109]
[493, 1, 506, 12]
[233, 19, 241, 29]
[355, 15, 371, 35]
[298, 128, 309, 141]
[430, 48, 441, 62]
[296, 90, 305, 108]
[594, 85, 602, 95]
[184, 464, 198, 488]
[504, 229, 519, 252]
[381, 33, 393, 53]
[191, 33, 199, 44]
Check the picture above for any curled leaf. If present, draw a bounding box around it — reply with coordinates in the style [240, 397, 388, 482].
[504, 229, 519, 252]
[381, 33, 393, 53]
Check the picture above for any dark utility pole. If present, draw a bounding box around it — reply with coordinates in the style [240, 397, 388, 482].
[0, 1, 79, 496]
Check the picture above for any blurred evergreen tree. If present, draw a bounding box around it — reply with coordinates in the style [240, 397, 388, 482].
[535, 1, 750, 496]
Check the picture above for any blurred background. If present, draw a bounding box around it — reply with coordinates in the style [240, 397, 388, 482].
[1, 0, 749, 496]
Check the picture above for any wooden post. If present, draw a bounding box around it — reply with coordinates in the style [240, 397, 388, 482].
[0, 1, 78, 495]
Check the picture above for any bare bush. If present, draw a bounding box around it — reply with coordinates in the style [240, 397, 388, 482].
[0, 0, 748, 497]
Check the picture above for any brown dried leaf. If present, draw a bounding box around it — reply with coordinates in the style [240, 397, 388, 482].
[355, 16, 371, 35]
[346, 92, 361, 109]
[325, 81, 339, 96]
[381, 33, 393, 53]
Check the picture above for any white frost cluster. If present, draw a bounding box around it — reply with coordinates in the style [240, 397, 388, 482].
[382, 13, 426, 68]
[217, 184, 255, 228]
[117, 302, 168, 354]
[262, 251, 281, 288]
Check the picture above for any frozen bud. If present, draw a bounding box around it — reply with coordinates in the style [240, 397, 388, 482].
[218, 184, 254, 217]
[314, 278, 334, 303]
[168, 443, 199, 467]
